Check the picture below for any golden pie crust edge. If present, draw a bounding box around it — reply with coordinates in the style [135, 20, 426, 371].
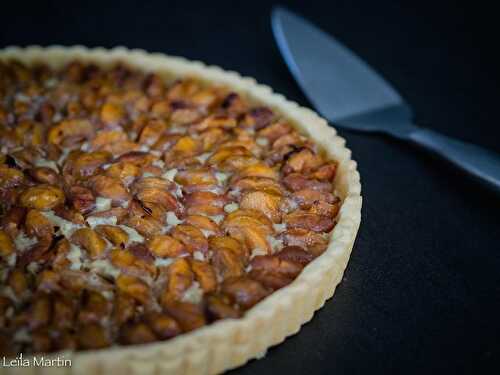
[0, 46, 362, 375]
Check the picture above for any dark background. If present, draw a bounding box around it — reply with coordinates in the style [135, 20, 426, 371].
[2, 0, 499, 373]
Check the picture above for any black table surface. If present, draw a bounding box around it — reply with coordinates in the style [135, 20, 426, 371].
[2, 1, 499, 373]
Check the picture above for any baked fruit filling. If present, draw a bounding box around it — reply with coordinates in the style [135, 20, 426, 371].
[0, 60, 341, 355]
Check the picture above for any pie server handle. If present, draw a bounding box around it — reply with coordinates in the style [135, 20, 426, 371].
[409, 127, 500, 192]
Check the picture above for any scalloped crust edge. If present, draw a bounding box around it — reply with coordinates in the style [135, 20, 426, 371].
[0, 46, 362, 375]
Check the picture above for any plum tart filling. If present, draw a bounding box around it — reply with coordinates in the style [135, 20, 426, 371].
[0, 60, 340, 355]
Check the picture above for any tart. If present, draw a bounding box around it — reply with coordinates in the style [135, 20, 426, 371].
[0, 46, 361, 374]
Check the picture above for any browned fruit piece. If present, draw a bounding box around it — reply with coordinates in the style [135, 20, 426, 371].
[117, 151, 156, 167]
[257, 121, 291, 142]
[48, 119, 94, 146]
[72, 151, 112, 179]
[77, 323, 111, 350]
[284, 211, 335, 233]
[120, 322, 157, 345]
[183, 191, 226, 216]
[282, 148, 323, 175]
[132, 176, 171, 191]
[37, 102, 55, 125]
[90, 130, 128, 150]
[276, 246, 314, 266]
[249, 255, 303, 290]
[205, 293, 241, 321]
[51, 239, 71, 271]
[37, 270, 61, 293]
[105, 162, 141, 186]
[20, 120, 41, 146]
[167, 79, 199, 101]
[0, 229, 14, 256]
[211, 248, 245, 280]
[152, 133, 182, 152]
[110, 248, 156, 278]
[53, 206, 85, 225]
[164, 258, 194, 300]
[162, 299, 206, 332]
[144, 312, 181, 340]
[100, 102, 125, 125]
[147, 235, 186, 258]
[220, 155, 259, 172]
[198, 128, 227, 152]
[116, 274, 150, 304]
[309, 162, 337, 181]
[168, 136, 201, 157]
[222, 209, 273, 253]
[90, 175, 131, 205]
[144, 73, 165, 97]
[225, 208, 274, 228]
[27, 166, 60, 185]
[282, 173, 332, 192]
[69, 185, 95, 214]
[100, 140, 141, 156]
[190, 88, 220, 109]
[280, 228, 329, 257]
[135, 186, 178, 211]
[151, 99, 171, 117]
[78, 291, 111, 324]
[171, 224, 208, 254]
[209, 236, 248, 260]
[220, 92, 248, 116]
[18, 184, 65, 209]
[123, 216, 163, 237]
[128, 199, 167, 224]
[0, 165, 24, 190]
[8, 268, 29, 295]
[292, 188, 337, 209]
[222, 137, 259, 155]
[138, 119, 167, 146]
[175, 168, 217, 190]
[190, 259, 217, 292]
[25, 209, 54, 238]
[184, 215, 221, 236]
[231, 177, 283, 196]
[170, 107, 203, 126]
[71, 228, 107, 258]
[95, 225, 128, 247]
[208, 146, 251, 165]
[309, 199, 341, 218]
[64, 61, 84, 82]
[237, 164, 279, 180]
[221, 277, 268, 309]
[241, 107, 274, 129]
[272, 132, 305, 150]
[240, 190, 282, 223]
[193, 115, 237, 132]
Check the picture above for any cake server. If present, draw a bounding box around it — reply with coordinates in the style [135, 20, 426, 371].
[271, 6, 500, 191]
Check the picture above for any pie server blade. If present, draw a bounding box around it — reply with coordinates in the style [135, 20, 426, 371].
[271, 6, 500, 192]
